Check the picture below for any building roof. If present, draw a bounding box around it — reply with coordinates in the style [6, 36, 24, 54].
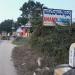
[16, 27, 23, 32]
[25, 21, 32, 28]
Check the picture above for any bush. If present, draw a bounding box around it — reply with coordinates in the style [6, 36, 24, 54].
[30, 26, 75, 68]
[12, 37, 29, 45]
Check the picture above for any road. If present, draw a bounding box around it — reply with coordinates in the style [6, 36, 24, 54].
[0, 40, 17, 75]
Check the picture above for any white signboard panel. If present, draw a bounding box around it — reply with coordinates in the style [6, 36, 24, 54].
[69, 43, 75, 67]
[43, 9, 72, 26]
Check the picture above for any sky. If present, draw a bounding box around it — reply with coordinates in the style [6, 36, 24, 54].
[0, 0, 75, 23]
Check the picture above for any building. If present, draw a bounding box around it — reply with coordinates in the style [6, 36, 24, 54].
[16, 21, 32, 37]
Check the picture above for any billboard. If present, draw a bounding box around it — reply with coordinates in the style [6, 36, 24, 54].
[43, 8, 72, 26]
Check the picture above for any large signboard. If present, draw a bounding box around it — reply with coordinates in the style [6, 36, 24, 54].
[43, 9, 72, 26]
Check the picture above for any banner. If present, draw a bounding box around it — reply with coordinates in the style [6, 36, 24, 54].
[43, 9, 72, 26]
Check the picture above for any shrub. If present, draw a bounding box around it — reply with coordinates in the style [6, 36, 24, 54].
[30, 25, 75, 65]
[12, 37, 29, 46]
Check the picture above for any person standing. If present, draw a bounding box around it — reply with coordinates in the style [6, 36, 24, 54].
[7, 33, 10, 40]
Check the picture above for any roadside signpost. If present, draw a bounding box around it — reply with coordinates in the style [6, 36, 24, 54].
[69, 43, 75, 67]
[54, 43, 75, 75]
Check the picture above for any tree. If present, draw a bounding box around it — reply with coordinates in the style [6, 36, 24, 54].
[20, 0, 43, 25]
[17, 17, 28, 25]
[0, 19, 15, 33]
[20, 0, 36, 18]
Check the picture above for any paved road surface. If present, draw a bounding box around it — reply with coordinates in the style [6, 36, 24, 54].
[0, 40, 17, 75]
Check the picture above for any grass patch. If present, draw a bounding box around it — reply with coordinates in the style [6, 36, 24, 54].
[12, 37, 29, 46]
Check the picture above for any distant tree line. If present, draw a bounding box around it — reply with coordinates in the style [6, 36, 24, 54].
[0, 19, 19, 33]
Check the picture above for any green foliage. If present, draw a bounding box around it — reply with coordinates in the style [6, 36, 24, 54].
[0, 19, 15, 33]
[30, 26, 75, 65]
[20, 0, 43, 30]
[20, 0, 35, 17]
[12, 37, 29, 46]
[17, 17, 28, 25]
[20, 0, 43, 18]
[19, 0, 75, 73]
